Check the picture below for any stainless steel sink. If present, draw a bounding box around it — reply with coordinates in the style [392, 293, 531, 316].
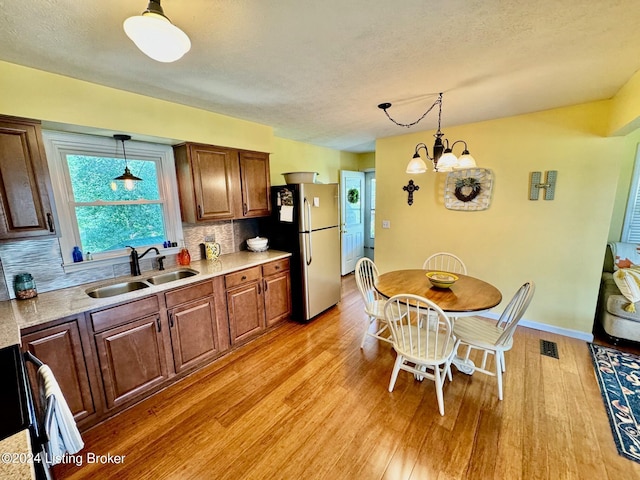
[146, 269, 199, 285]
[86, 281, 150, 298]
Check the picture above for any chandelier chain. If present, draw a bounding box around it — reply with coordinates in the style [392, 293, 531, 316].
[379, 93, 443, 129]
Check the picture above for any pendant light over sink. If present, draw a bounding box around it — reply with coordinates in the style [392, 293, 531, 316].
[112, 134, 142, 191]
[123, 0, 191, 63]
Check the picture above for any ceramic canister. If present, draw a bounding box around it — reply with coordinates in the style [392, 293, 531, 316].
[205, 242, 221, 260]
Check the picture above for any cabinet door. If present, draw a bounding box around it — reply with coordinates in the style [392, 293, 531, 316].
[239, 150, 271, 218]
[22, 320, 95, 422]
[95, 315, 169, 410]
[169, 297, 221, 373]
[264, 271, 292, 327]
[191, 144, 239, 221]
[0, 116, 56, 239]
[227, 281, 265, 345]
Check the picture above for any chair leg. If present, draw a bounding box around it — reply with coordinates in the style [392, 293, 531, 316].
[434, 366, 445, 416]
[495, 350, 503, 400]
[500, 351, 506, 373]
[360, 316, 373, 349]
[388, 355, 403, 392]
[445, 358, 453, 382]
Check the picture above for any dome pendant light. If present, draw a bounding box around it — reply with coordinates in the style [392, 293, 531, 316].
[113, 134, 142, 191]
[123, 0, 191, 63]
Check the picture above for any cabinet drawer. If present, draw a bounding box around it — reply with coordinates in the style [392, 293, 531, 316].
[165, 280, 214, 308]
[262, 258, 289, 277]
[225, 266, 261, 289]
[91, 295, 160, 333]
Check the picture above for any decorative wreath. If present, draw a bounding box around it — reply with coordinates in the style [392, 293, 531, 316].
[347, 188, 360, 204]
[454, 177, 482, 202]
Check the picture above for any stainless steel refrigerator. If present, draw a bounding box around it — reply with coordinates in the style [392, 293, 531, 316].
[270, 183, 341, 321]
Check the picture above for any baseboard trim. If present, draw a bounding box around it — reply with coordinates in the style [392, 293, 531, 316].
[480, 312, 594, 342]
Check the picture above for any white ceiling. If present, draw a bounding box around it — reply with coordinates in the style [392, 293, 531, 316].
[2, 0, 640, 152]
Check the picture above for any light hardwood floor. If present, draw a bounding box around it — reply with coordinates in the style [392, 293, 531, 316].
[55, 274, 640, 480]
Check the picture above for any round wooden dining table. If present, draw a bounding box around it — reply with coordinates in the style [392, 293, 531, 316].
[375, 269, 502, 317]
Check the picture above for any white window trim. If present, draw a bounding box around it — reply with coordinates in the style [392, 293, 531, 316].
[622, 146, 640, 242]
[43, 130, 184, 272]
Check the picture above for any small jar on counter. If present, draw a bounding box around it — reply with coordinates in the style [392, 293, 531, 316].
[14, 273, 37, 300]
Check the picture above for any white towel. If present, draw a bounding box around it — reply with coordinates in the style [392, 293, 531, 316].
[37, 365, 84, 463]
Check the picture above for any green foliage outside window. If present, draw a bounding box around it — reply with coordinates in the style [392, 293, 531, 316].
[67, 155, 165, 253]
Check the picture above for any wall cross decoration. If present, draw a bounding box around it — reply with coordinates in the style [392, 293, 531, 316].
[403, 179, 419, 206]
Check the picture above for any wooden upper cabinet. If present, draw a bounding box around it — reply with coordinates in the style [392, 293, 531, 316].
[174, 143, 240, 222]
[239, 150, 271, 218]
[0, 115, 57, 239]
[174, 142, 271, 222]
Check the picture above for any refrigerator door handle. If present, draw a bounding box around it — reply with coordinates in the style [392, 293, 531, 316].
[304, 197, 313, 265]
[303, 196, 312, 232]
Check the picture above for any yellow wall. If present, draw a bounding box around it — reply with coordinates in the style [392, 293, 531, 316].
[609, 69, 640, 136]
[270, 137, 359, 185]
[375, 101, 623, 335]
[0, 61, 273, 152]
[357, 152, 375, 170]
[0, 61, 362, 185]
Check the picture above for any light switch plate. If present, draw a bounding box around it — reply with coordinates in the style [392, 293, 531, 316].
[313, 197, 320, 207]
[382, 220, 390, 229]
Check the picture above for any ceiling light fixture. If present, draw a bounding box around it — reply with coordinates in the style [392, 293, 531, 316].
[378, 93, 477, 173]
[112, 134, 142, 191]
[123, 0, 191, 63]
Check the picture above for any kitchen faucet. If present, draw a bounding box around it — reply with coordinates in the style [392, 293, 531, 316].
[127, 246, 162, 276]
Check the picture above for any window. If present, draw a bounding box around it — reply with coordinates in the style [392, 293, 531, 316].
[43, 131, 183, 268]
[623, 148, 640, 242]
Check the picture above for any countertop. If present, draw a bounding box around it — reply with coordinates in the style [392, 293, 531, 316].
[0, 249, 291, 479]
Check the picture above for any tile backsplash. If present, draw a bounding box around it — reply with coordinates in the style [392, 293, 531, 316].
[0, 218, 266, 300]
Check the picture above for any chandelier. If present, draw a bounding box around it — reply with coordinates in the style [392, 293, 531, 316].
[378, 93, 477, 173]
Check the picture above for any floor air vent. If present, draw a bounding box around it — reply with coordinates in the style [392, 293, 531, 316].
[540, 339, 559, 359]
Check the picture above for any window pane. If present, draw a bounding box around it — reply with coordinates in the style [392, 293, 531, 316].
[370, 210, 375, 239]
[66, 155, 160, 201]
[76, 204, 165, 253]
[370, 179, 376, 239]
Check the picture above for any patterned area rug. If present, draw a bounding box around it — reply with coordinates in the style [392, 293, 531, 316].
[589, 343, 640, 463]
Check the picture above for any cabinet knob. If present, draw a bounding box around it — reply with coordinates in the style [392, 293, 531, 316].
[241, 275, 247, 281]
[275, 265, 280, 270]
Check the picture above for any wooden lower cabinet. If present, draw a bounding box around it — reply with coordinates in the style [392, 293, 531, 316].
[94, 314, 169, 410]
[263, 259, 291, 327]
[168, 296, 222, 373]
[226, 259, 291, 345]
[227, 281, 265, 345]
[21, 318, 98, 426]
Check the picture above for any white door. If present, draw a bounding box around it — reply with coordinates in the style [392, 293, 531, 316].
[340, 170, 365, 275]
